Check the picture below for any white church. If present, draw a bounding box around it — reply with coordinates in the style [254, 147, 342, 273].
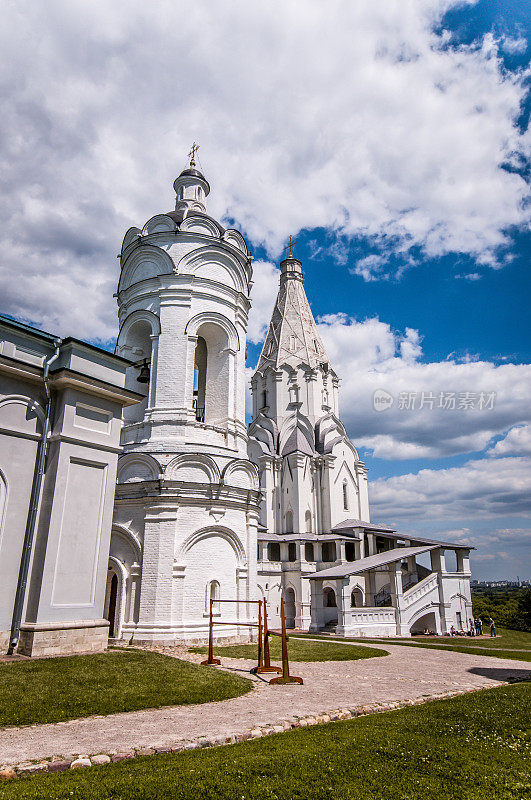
[0, 157, 473, 656]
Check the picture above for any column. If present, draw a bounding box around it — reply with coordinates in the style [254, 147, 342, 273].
[389, 563, 407, 635]
[335, 578, 351, 636]
[138, 505, 178, 637]
[309, 581, 325, 632]
[431, 548, 451, 634]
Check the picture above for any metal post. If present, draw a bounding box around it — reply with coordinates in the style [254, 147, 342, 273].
[201, 598, 221, 666]
[252, 599, 281, 674]
[250, 600, 264, 674]
[270, 596, 303, 685]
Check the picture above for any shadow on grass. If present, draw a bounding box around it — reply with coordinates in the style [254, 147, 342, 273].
[468, 666, 531, 682]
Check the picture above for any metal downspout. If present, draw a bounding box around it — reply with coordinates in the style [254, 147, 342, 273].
[7, 338, 62, 654]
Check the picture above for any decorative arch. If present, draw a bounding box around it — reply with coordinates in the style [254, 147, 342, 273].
[116, 453, 160, 485]
[116, 309, 161, 351]
[221, 459, 259, 491]
[178, 525, 246, 565]
[110, 524, 142, 564]
[223, 228, 248, 253]
[177, 246, 246, 292]
[184, 311, 240, 352]
[121, 226, 142, 254]
[0, 395, 45, 435]
[205, 579, 221, 613]
[141, 214, 177, 236]
[118, 245, 174, 293]
[165, 453, 221, 485]
[180, 215, 222, 238]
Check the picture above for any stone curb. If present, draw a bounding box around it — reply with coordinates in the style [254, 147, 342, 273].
[0, 682, 512, 780]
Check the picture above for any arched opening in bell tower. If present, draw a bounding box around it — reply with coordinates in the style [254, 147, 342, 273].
[120, 319, 153, 424]
[193, 322, 232, 426]
[193, 336, 207, 422]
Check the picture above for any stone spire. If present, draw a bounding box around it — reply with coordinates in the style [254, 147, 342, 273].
[257, 256, 331, 372]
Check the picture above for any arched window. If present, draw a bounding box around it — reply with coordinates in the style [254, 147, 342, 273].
[206, 580, 220, 613]
[194, 322, 233, 426]
[285, 510, 294, 534]
[305, 510, 312, 533]
[351, 588, 363, 608]
[323, 587, 337, 607]
[193, 336, 207, 422]
[261, 389, 268, 409]
[342, 480, 349, 511]
[289, 334, 296, 352]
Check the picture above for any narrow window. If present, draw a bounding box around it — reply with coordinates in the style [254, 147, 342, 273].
[285, 510, 293, 533]
[342, 480, 349, 511]
[193, 336, 207, 422]
[289, 334, 296, 352]
[261, 390, 268, 408]
[305, 542, 314, 561]
[288, 542, 297, 562]
[305, 509, 312, 533]
[313, 339, 319, 353]
[206, 580, 220, 613]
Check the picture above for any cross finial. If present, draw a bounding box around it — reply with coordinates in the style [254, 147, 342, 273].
[188, 142, 199, 167]
[283, 235, 298, 258]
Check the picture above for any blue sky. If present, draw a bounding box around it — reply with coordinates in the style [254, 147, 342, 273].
[0, 1, 529, 579]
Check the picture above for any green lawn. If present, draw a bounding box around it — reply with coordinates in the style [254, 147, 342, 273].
[191, 636, 387, 662]
[293, 627, 531, 662]
[0, 650, 251, 727]
[2, 683, 529, 799]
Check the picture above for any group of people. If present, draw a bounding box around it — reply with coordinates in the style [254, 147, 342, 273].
[449, 617, 497, 637]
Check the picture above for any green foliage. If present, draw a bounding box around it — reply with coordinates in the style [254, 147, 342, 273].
[2, 683, 529, 799]
[0, 650, 251, 727]
[191, 637, 387, 662]
[472, 586, 531, 631]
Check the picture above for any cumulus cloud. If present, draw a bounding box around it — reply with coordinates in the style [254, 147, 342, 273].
[369, 456, 531, 520]
[0, 0, 529, 339]
[489, 424, 531, 457]
[247, 260, 279, 344]
[316, 314, 531, 459]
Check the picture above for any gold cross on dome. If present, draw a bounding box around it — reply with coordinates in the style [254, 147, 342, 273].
[188, 142, 200, 167]
[283, 235, 298, 258]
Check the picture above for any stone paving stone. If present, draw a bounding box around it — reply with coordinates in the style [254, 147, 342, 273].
[70, 758, 92, 769]
[90, 754, 111, 765]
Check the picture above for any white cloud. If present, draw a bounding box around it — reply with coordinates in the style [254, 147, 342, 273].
[247, 261, 279, 344]
[316, 314, 531, 459]
[489, 424, 531, 457]
[0, 1, 529, 339]
[369, 456, 531, 520]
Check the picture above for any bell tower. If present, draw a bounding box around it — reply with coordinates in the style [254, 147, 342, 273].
[111, 153, 261, 643]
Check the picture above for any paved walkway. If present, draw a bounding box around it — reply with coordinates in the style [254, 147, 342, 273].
[0, 642, 529, 771]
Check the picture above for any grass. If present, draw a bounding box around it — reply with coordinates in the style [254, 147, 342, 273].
[0, 650, 252, 727]
[190, 636, 387, 662]
[2, 682, 529, 799]
[293, 627, 531, 662]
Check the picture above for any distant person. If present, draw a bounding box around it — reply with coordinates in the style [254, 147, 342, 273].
[468, 619, 475, 637]
[475, 617, 482, 636]
[489, 617, 496, 637]
[450, 625, 456, 636]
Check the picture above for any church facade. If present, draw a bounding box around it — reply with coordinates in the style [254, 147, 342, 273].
[0, 160, 474, 655]
[107, 162, 473, 644]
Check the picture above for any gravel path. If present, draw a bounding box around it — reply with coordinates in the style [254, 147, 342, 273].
[0, 642, 529, 769]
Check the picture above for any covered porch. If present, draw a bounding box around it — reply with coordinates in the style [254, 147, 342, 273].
[305, 545, 471, 637]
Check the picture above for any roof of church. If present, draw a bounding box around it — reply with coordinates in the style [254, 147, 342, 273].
[304, 545, 438, 579]
[256, 256, 332, 373]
